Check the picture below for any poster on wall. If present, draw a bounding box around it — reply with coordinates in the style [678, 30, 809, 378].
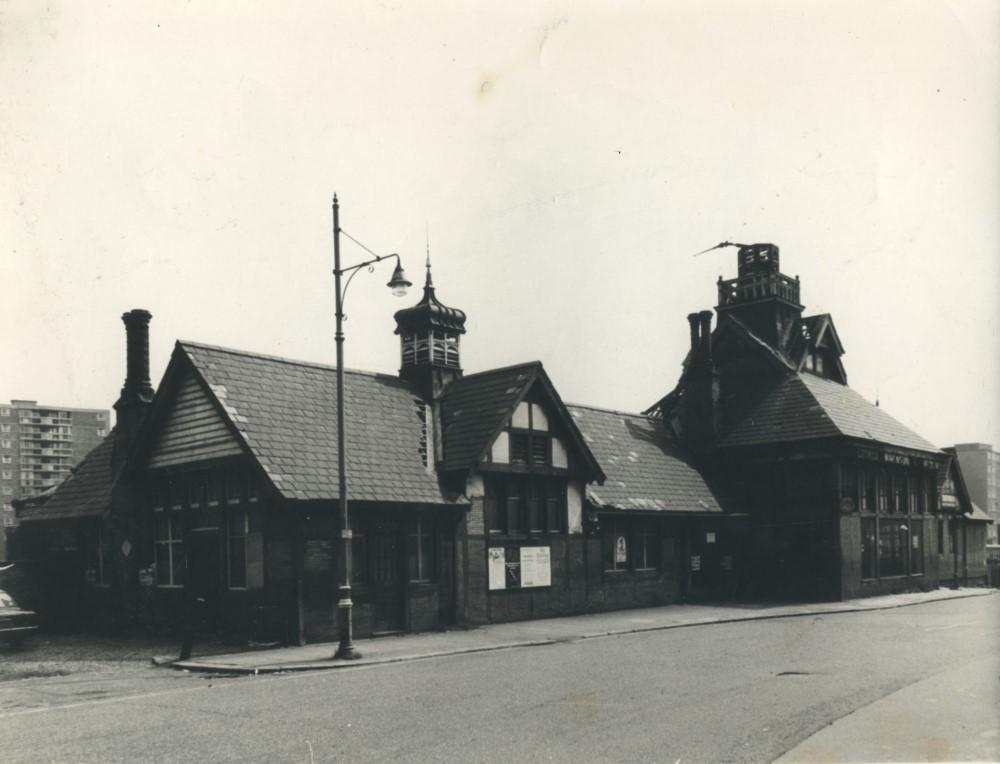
[488, 547, 506, 591]
[520, 546, 552, 588]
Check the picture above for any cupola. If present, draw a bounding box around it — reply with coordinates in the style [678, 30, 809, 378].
[716, 243, 804, 348]
[393, 258, 467, 400]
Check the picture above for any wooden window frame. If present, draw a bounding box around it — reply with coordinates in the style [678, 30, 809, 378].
[485, 477, 566, 537]
[408, 517, 435, 583]
[634, 521, 660, 572]
[227, 507, 248, 590]
[154, 509, 184, 588]
[603, 517, 630, 573]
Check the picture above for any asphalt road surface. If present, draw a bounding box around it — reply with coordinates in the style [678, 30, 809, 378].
[1, 595, 997, 763]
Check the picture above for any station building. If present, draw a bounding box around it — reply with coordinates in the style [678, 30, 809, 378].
[14, 245, 980, 641]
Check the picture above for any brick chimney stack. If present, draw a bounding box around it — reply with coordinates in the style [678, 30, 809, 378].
[113, 309, 155, 464]
[121, 309, 154, 402]
[682, 310, 719, 457]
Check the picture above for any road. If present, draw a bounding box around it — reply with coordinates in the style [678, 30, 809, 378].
[1, 595, 997, 762]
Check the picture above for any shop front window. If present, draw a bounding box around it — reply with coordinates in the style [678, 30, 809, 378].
[878, 519, 908, 577]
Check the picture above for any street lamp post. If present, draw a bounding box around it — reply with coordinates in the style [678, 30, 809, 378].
[331, 194, 411, 659]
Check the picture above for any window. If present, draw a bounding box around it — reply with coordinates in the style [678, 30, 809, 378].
[545, 482, 564, 533]
[0, 424, 10, 433]
[603, 518, 629, 572]
[154, 512, 184, 587]
[910, 520, 924, 574]
[227, 509, 248, 588]
[97, 428, 106, 436]
[635, 521, 660, 571]
[877, 470, 888, 513]
[408, 518, 435, 582]
[96, 412, 106, 421]
[486, 477, 565, 535]
[1, 456, 10, 464]
[1, 440, 10, 449]
[1, 471, 10, 480]
[187, 475, 204, 509]
[247, 473, 259, 503]
[505, 480, 525, 533]
[0, 408, 9, 417]
[225, 470, 242, 504]
[861, 517, 877, 579]
[841, 464, 858, 508]
[494, 401, 559, 469]
[526, 482, 543, 533]
[878, 519, 908, 577]
[206, 474, 222, 506]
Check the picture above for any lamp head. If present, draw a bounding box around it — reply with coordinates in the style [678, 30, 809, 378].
[387, 259, 412, 297]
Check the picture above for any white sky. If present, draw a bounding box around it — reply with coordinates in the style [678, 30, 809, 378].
[2, 0, 998, 449]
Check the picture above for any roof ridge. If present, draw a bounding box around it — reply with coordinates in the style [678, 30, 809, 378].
[455, 360, 542, 381]
[178, 340, 399, 380]
[566, 401, 650, 419]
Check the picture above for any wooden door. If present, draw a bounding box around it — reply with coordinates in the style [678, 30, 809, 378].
[370, 523, 404, 633]
[189, 530, 222, 633]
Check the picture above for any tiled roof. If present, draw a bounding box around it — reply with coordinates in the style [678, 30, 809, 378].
[568, 405, 725, 514]
[439, 363, 539, 472]
[968, 502, 993, 523]
[180, 342, 462, 505]
[17, 434, 116, 522]
[719, 372, 940, 453]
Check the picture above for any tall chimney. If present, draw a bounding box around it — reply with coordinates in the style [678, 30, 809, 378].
[681, 310, 719, 457]
[121, 309, 154, 402]
[698, 310, 713, 361]
[113, 309, 155, 464]
[687, 313, 700, 356]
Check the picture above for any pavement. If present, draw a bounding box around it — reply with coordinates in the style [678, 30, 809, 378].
[172, 586, 996, 676]
[777, 653, 1000, 762]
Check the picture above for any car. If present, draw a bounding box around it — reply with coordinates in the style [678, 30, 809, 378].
[0, 588, 38, 649]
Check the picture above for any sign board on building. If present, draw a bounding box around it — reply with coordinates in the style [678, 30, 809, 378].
[488, 547, 506, 591]
[520, 546, 551, 588]
[489, 545, 551, 590]
[615, 535, 627, 563]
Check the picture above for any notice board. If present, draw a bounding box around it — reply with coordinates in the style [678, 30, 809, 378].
[520, 546, 551, 588]
[488, 545, 551, 590]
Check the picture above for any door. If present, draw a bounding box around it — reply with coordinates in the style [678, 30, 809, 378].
[189, 531, 222, 633]
[370, 521, 405, 633]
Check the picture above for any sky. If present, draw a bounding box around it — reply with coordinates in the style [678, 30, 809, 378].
[2, 0, 998, 450]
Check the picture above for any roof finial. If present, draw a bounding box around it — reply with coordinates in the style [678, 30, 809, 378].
[424, 222, 433, 288]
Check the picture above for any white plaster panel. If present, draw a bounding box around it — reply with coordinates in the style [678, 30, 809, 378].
[531, 403, 549, 431]
[512, 402, 530, 429]
[491, 431, 510, 463]
[552, 436, 568, 469]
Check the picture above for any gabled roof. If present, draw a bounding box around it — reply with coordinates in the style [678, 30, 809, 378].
[439, 362, 604, 480]
[968, 502, 993, 523]
[169, 342, 462, 505]
[719, 372, 941, 454]
[568, 405, 725, 514]
[16, 434, 116, 522]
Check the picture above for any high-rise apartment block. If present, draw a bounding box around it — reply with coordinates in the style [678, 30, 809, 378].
[0, 400, 111, 557]
[953, 443, 1000, 544]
